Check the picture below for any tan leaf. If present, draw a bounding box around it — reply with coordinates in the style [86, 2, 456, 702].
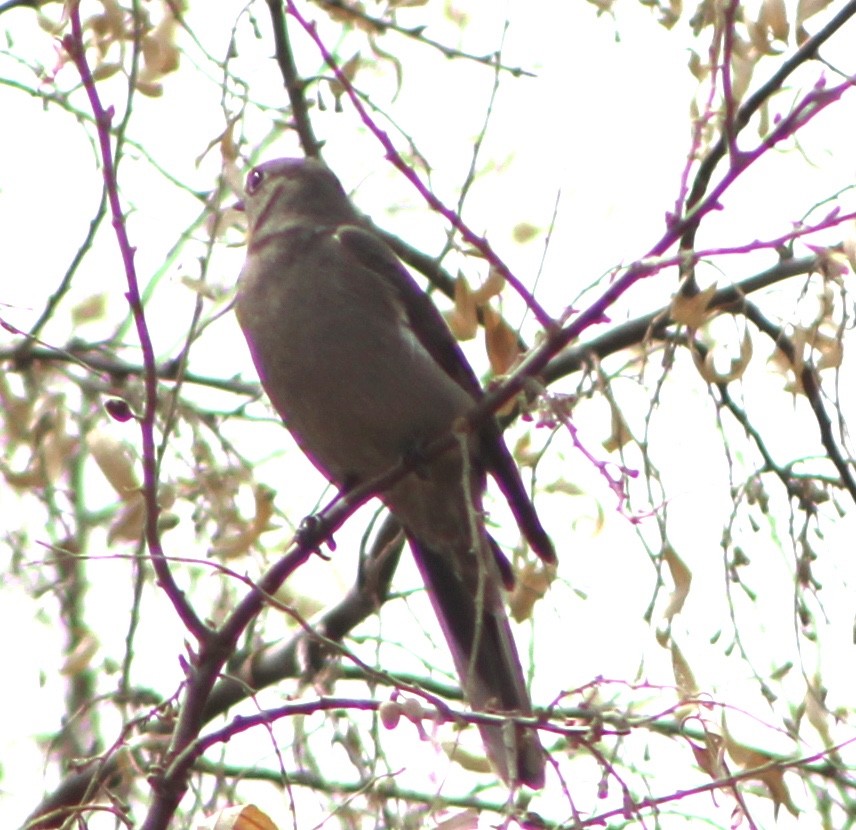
[220, 121, 239, 163]
[470, 266, 506, 304]
[663, 545, 692, 622]
[671, 641, 699, 698]
[804, 679, 832, 746]
[814, 331, 843, 370]
[0, 375, 33, 443]
[41, 416, 77, 484]
[509, 561, 555, 622]
[726, 739, 799, 817]
[91, 61, 122, 81]
[843, 226, 856, 273]
[691, 327, 753, 384]
[688, 51, 708, 82]
[444, 274, 478, 340]
[60, 633, 99, 675]
[670, 282, 717, 329]
[730, 46, 756, 106]
[180, 276, 218, 300]
[544, 478, 585, 496]
[797, 0, 833, 31]
[441, 741, 492, 773]
[688, 732, 725, 779]
[142, 13, 179, 77]
[512, 222, 540, 244]
[88, 431, 140, 499]
[760, 0, 789, 41]
[72, 294, 107, 325]
[107, 492, 146, 543]
[602, 397, 632, 453]
[202, 804, 280, 830]
[38, 9, 69, 36]
[2, 463, 46, 489]
[210, 485, 275, 559]
[747, 20, 772, 54]
[328, 53, 362, 100]
[432, 810, 480, 830]
[135, 79, 164, 98]
[482, 306, 520, 374]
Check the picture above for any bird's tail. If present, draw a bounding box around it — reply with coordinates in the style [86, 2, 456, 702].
[408, 537, 546, 789]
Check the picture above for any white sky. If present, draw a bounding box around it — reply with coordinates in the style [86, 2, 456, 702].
[2, 0, 856, 827]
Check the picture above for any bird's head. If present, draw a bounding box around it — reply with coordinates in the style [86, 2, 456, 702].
[239, 157, 357, 237]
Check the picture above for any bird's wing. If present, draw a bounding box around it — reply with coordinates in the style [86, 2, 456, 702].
[336, 226, 555, 564]
[335, 226, 483, 397]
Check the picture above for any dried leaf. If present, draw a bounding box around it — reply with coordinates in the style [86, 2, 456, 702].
[60, 633, 99, 675]
[814, 331, 843, 370]
[142, 13, 179, 77]
[509, 561, 555, 622]
[432, 810, 480, 830]
[210, 485, 275, 559]
[441, 741, 492, 773]
[328, 53, 361, 100]
[671, 641, 699, 698]
[602, 397, 632, 452]
[663, 545, 692, 622]
[202, 804, 280, 830]
[688, 732, 725, 779]
[670, 282, 717, 329]
[0, 375, 33, 443]
[41, 415, 77, 484]
[470, 266, 506, 304]
[842, 227, 856, 273]
[88, 431, 140, 499]
[136, 79, 164, 98]
[512, 222, 539, 244]
[181, 276, 218, 300]
[107, 492, 145, 543]
[726, 739, 799, 817]
[729, 44, 756, 105]
[796, 0, 833, 37]
[761, 0, 789, 41]
[804, 679, 832, 746]
[544, 479, 585, 496]
[691, 327, 753, 383]
[482, 306, 520, 374]
[72, 293, 107, 325]
[444, 274, 478, 340]
[91, 61, 122, 81]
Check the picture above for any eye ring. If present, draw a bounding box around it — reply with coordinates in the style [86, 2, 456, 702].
[246, 167, 264, 195]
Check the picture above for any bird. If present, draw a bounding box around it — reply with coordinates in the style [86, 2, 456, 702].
[234, 156, 555, 788]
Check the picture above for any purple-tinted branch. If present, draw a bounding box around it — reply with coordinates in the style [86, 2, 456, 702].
[696, 76, 853, 224]
[174, 694, 570, 783]
[140, 484, 387, 830]
[63, 5, 207, 641]
[285, 1, 555, 330]
[680, 0, 856, 248]
[464, 73, 850, 429]
[584, 736, 856, 828]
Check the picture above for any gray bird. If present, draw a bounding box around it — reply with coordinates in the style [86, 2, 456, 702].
[235, 157, 554, 788]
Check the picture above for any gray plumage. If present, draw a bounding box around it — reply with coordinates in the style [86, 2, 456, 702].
[235, 157, 553, 788]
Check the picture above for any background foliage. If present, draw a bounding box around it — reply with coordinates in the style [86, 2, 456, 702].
[2, 0, 856, 828]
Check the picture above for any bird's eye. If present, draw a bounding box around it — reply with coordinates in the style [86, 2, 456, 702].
[246, 167, 265, 195]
